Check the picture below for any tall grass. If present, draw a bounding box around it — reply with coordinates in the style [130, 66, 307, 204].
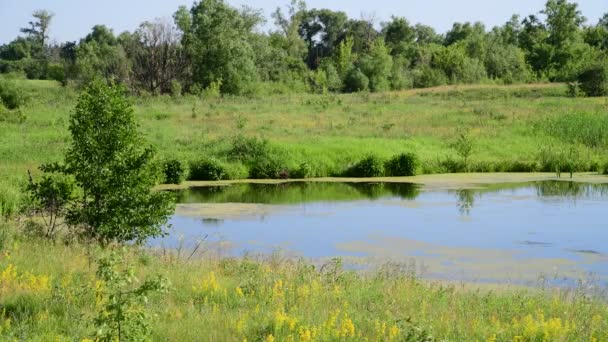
[0, 182, 21, 220]
[1, 79, 607, 190]
[0, 226, 606, 341]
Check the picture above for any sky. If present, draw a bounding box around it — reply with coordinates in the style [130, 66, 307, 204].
[0, 0, 605, 45]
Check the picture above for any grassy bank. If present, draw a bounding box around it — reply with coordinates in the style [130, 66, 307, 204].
[0, 223, 606, 341]
[1, 79, 608, 192]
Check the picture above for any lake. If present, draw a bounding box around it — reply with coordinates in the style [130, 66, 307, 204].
[151, 181, 608, 285]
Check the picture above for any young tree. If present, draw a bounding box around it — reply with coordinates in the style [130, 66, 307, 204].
[61, 81, 174, 244]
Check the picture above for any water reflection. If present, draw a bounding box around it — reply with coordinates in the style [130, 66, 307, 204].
[172, 181, 608, 216]
[454, 189, 475, 216]
[174, 182, 420, 205]
[534, 181, 608, 199]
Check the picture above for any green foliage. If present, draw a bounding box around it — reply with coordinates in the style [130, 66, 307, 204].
[343, 68, 369, 93]
[413, 65, 448, 88]
[385, 152, 419, 177]
[26, 171, 76, 237]
[189, 158, 227, 181]
[170, 80, 182, 97]
[359, 39, 393, 92]
[452, 132, 474, 171]
[228, 135, 270, 163]
[47, 63, 66, 85]
[290, 162, 312, 179]
[345, 155, 385, 177]
[248, 154, 289, 179]
[163, 159, 187, 184]
[0, 79, 26, 109]
[577, 61, 608, 97]
[93, 249, 169, 342]
[334, 36, 355, 79]
[185, 0, 259, 95]
[202, 79, 222, 99]
[58, 81, 174, 244]
[74, 27, 130, 85]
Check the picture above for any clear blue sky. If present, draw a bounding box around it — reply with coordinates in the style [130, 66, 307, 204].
[0, 0, 605, 44]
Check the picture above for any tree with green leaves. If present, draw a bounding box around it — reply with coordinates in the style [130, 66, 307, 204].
[360, 39, 393, 92]
[74, 25, 130, 85]
[382, 17, 416, 56]
[20, 10, 54, 57]
[48, 81, 175, 244]
[181, 0, 259, 95]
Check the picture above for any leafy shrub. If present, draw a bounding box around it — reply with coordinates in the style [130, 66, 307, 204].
[223, 162, 249, 180]
[163, 159, 187, 184]
[413, 65, 448, 88]
[203, 80, 222, 99]
[345, 155, 385, 178]
[343, 68, 369, 93]
[291, 163, 312, 179]
[189, 158, 227, 181]
[577, 62, 608, 97]
[26, 172, 76, 237]
[249, 155, 288, 179]
[385, 153, 419, 177]
[47, 63, 66, 86]
[0, 79, 26, 109]
[604, 161, 608, 175]
[228, 135, 270, 162]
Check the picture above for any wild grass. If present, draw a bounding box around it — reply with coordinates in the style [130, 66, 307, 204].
[0, 224, 606, 341]
[1, 78, 607, 187]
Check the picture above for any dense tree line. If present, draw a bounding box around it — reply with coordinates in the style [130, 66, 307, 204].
[1, 0, 607, 95]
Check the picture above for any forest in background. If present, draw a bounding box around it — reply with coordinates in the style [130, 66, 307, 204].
[0, 0, 607, 96]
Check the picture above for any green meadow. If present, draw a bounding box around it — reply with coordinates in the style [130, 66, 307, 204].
[2, 79, 608, 341]
[2, 79, 607, 190]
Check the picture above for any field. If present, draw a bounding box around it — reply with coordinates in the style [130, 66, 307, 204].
[0, 222, 607, 341]
[2, 79, 608, 340]
[2, 80, 608, 191]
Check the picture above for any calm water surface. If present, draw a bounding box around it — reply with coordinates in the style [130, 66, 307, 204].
[151, 181, 608, 284]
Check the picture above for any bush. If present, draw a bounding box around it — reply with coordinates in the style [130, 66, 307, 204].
[0, 79, 26, 109]
[47, 63, 66, 86]
[189, 158, 227, 181]
[343, 68, 369, 93]
[163, 159, 187, 184]
[228, 135, 270, 162]
[345, 155, 385, 178]
[291, 163, 312, 179]
[413, 65, 448, 88]
[577, 62, 608, 97]
[385, 153, 419, 177]
[249, 155, 288, 179]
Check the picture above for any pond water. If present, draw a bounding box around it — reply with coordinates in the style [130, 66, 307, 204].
[151, 181, 608, 285]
